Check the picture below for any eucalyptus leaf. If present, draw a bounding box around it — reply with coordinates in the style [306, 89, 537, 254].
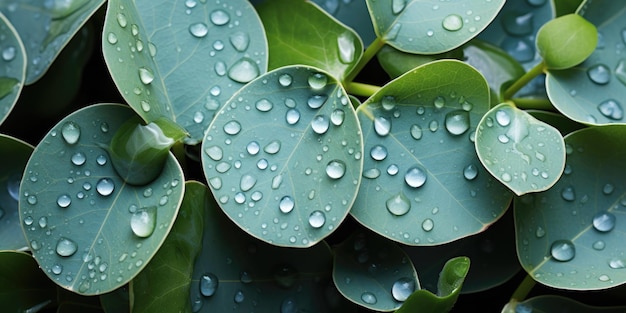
[102, 0, 268, 144]
[528, 110, 585, 136]
[0, 12, 25, 125]
[516, 125, 626, 290]
[311, 0, 376, 45]
[0, 134, 33, 251]
[395, 257, 470, 313]
[201, 66, 362, 248]
[352, 60, 512, 246]
[514, 295, 626, 313]
[545, 1, 626, 125]
[0, 0, 105, 84]
[19, 104, 185, 295]
[475, 102, 566, 195]
[333, 231, 419, 312]
[367, 0, 505, 54]
[189, 182, 354, 312]
[0, 251, 57, 312]
[257, 0, 363, 81]
[131, 181, 205, 313]
[536, 14, 597, 70]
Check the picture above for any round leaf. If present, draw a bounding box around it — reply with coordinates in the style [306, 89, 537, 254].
[0, 0, 105, 84]
[102, 0, 268, 144]
[201, 66, 363, 247]
[19, 104, 185, 295]
[333, 231, 419, 311]
[545, 1, 626, 125]
[0, 251, 57, 312]
[366, 0, 505, 54]
[352, 60, 512, 246]
[475, 102, 566, 195]
[536, 14, 597, 70]
[0, 134, 33, 250]
[515, 125, 626, 290]
[0, 12, 25, 125]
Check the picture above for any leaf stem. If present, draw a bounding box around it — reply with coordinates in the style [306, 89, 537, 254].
[345, 82, 381, 98]
[510, 274, 536, 302]
[512, 97, 556, 111]
[344, 36, 386, 84]
[503, 62, 546, 100]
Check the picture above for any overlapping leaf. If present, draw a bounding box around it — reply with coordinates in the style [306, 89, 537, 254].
[19, 104, 184, 295]
[0, 251, 57, 312]
[102, 0, 268, 144]
[513, 295, 626, 312]
[0, 12, 25, 125]
[311, 0, 376, 45]
[352, 60, 512, 246]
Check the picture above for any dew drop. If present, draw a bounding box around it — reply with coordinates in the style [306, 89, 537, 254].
[361, 292, 377, 304]
[502, 12, 534, 36]
[240, 174, 257, 192]
[410, 124, 423, 140]
[264, 140, 281, 154]
[279, 74, 293, 87]
[286, 109, 300, 125]
[229, 32, 249, 52]
[597, 99, 623, 120]
[363, 168, 381, 179]
[255, 98, 273, 112]
[495, 109, 511, 126]
[592, 211, 616, 232]
[391, 277, 415, 302]
[130, 206, 157, 238]
[404, 166, 427, 188]
[433, 96, 445, 109]
[188, 22, 208, 38]
[374, 116, 391, 136]
[246, 141, 260, 155]
[561, 186, 576, 201]
[392, 0, 407, 14]
[27, 195, 38, 205]
[279, 196, 295, 213]
[442, 14, 463, 31]
[330, 109, 345, 126]
[615, 59, 626, 87]
[444, 110, 470, 135]
[214, 61, 227, 76]
[56, 237, 77, 257]
[551, 240, 575, 262]
[138, 67, 154, 85]
[61, 121, 80, 144]
[307, 95, 327, 109]
[233, 290, 245, 303]
[370, 145, 388, 161]
[57, 194, 71, 208]
[593, 240, 605, 250]
[587, 64, 610, 85]
[1, 46, 15, 61]
[116, 12, 128, 28]
[107, 32, 118, 45]
[312, 115, 330, 134]
[463, 164, 478, 180]
[386, 192, 411, 216]
[429, 120, 439, 132]
[308, 210, 326, 228]
[96, 178, 115, 196]
[326, 160, 346, 179]
[52, 264, 63, 275]
[210, 9, 230, 25]
[609, 258, 626, 269]
[71, 152, 86, 166]
[223, 121, 242, 135]
[205, 145, 223, 161]
[422, 218, 434, 231]
[308, 73, 328, 89]
[228, 58, 259, 83]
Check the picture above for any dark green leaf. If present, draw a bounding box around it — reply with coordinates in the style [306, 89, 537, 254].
[536, 14, 597, 70]
[311, 0, 376, 45]
[0, 12, 25, 125]
[100, 286, 129, 313]
[0, 251, 57, 312]
[528, 110, 585, 136]
[514, 295, 626, 313]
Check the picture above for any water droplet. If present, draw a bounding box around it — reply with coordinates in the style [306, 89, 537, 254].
[240, 174, 257, 192]
[61, 121, 80, 144]
[385, 23, 401, 40]
[444, 110, 470, 135]
[233, 290, 245, 303]
[405, 166, 427, 188]
[96, 178, 115, 196]
[116, 12, 128, 28]
[106, 32, 118, 45]
[264, 140, 281, 154]
[96, 154, 107, 166]
[205, 145, 223, 161]
[240, 271, 253, 283]
[374, 116, 391, 136]
[307, 95, 327, 109]
[27, 195, 37, 205]
[279, 196, 294, 213]
[312, 115, 330, 134]
[370, 145, 388, 161]
[131, 206, 157, 238]
[57, 194, 71, 208]
[535, 226, 545, 238]
[463, 164, 478, 180]
[189, 22, 208, 38]
[52, 263, 63, 275]
[609, 258, 626, 269]
[410, 124, 423, 140]
[597, 99, 623, 120]
[592, 211, 616, 232]
[502, 37, 535, 62]
[326, 160, 346, 179]
[308, 210, 326, 228]
[71, 152, 86, 166]
[551, 240, 575, 262]
[330, 109, 345, 126]
[281, 297, 297, 313]
[228, 58, 259, 83]
[392, 0, 407, 14]
[603, 183, 614, 195]
[498, 134, 510, 144]
[214, 61, 227, 77]
[422, 218, 434, 231]
[495, 109, 511, 126]
[223, 121, 242, 135]
[229, 31, 249, 52]
[561, 186, 576, 201]
[210, 9, 230, 26]
[615, 59, 626, 87]
[387, 164, 399, 176]
[308, 73, 328, 89]
[56, 237, 77, 257]
[1, 46, 15, 61]
[386, 192, 410, 216]
[587, 64, 610, 85]
[363, 168, 381, 179]
[285, 109, 300, 125]
[502, 12, 533, 36]
[391, 277, 415, 302]
[429, 120, 439, 132]
[255, 98, 273, 112]
[279, 74, 292, 87]
[361, 292, 377, 304]
[442, 14, 463, 31]
[138, 67, 154, 85]
[593, 240, 605, 250]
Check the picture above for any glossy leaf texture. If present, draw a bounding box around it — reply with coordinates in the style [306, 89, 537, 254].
[19, 104, 185, 295]
[475, 103, 566, 195]
[311, 0, 377, 45]
[189, 182, 355, 312]
[536, 14, 597, 70]
[0, 12, 25, 125]
[366, 0, 505, 54]
[333, 231, 419, 311]
[258, 0, 363, 81]
[201, 66, 362, 248]
[0, 134, 32, 250]
[352, 60, 512, 246]
[545, 1, 626, 125]
[102, 0, 268, 144]
[0, 0, 104, 84]
[516, 125, 626, 290]
[131, 181, 205, 313]
[395, 257, 470, 313]
[478, 0, 553, 98]
[513, 295, 626, 313]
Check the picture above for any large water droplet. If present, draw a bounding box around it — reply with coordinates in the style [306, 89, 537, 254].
[116, 12, 128, 28]
[240, 174, 257, 192]
[61, 121, 80, 144]
[96, 178, 115, 196]
[71, 152, 86, 166]
[405, 166, 427, 188]
[205, 145, 223, 161]
[337, 32, 355, 63]
[331, 109, 345, 126]
[223, 121, 242, 135]
[370, 145, 388, 161]
[444, 110, 470, 135]
[597, 99, 623, 120]
[442, 14, 463, 31]
[312, 115, 330, 134]
[285, 109, 300, 125]
[502, 12, 533, 36]
[264, 140, 281, 154]
[587, 64, 610, 85]
[386, 192, 410, 216]
[138, 67, 154, 85]
[374, 116, 391, 136]
[551, 240, 575, 262]
[57, 194, 71, 208]
[200, 273, 218, 297]
[592, 211, 616, 232]
[131, 206, 157, 238]
[279, 74, 293, 87]
[189, 22, 208, 38]
[210, 9, 230, 26]
[56, 237, 77, 257]
[392, 0, 407, 14]
[228, 58, 259, 83]
[422, 218, 434, 231]
[279, 196, 295, 213]
[495, 109, 511, 126]
[391, 277, 415, 302]
[307, 95, 327, 109]
[308, 73, 328, 89]
[361, 292, 377, 304]
[326, 160, 346, 179]
[308, 210, 326, 228]
[463, 164, 478, 180]
[230, 32, 249, 52]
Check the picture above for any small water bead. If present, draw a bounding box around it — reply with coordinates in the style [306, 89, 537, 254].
[27, 195, 38, 205]
[444, 110, 470, 135]
[96, 178, 115, 196]
[433, 96, 445, 109]
[592, 211, 616, 232]
[587, 64, 611, 85]
[285, 109, 300, 125]
[422, 218, 434, 232]
[57, 194, 71, 208]
[56, 237, 78, 257]
[308, 73, 328, 89]
[429, 120, 438, 132]
[603, 183, 614, 195]
[229, 32, 249, 52]
[246, 141, 260, 155]
[255, 98, 273, 112]
[609, 259, 626, 269]
[404, 166, 427, 188]
[138, 67, 154, 85]
[501, 172, 512, 182]
[106, 32, 118, 45]
[131, 206, 157, 238]
[240, 174, 257, 192]
[312, 115, 330, 134]
[370, 145, 388, 161]
[52, 263, 63, 275]
[391, 277, 415, 302]
[96, 154, 107, 166]
[240, 271, 253, 284]
[381, 95, 397, 111]
[278, 74, 293, 87]
[308, 210, 326, 228]
[502, 11, 534, 36]
[442, 14, 463, 31]
[279, 196, 295, 213]
[212, 40, 224, 50]
[463, 164, 478, 180]
[228, 58, 260, 83]
[535, 226, 545, 238]
[374, 116, 391, 136]
[597, 99, 623, 120]
[497, 134, 510, 144]
[208, 9, 230, 26]
[330, 109, 345, 126]
[307, 94, 327, 109]
[71, 152, 86, 166]
[361, 292, 377, 304]
[386, 192, 411, 216]
[410, 124, 423, 140]
[116, 12, 128, 27]
[495, 110, 511, 126]
[551, 240, 575, 262]
[387, 164, 399, 176]
[223, 121, 242, 135]
[38, 216, 47, 228]
[363, 168, 381, 179]
[193, 111, 204, 123]
[264, 140, 281, 154]
[326, 160, 346, 179]
[61, 121, 81, 144]
[337, 32, 356, 63]
[205, 145, 223, 161]
[502, 37, 535, 63]
[214, 61, 227, 76]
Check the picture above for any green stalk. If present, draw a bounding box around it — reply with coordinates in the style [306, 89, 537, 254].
[503, 62, 546, 101]
[345, 82, 381, 98]
[510, 274, 536, 302]
[344, 36, 386, 84]
[512, 97, 556, 111]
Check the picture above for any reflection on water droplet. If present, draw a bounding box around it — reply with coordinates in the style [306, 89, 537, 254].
[502, 11, 533, 36]
[592, 211, 616, 232]
[228, 58, 259, 83]
[309, 210, 326, 228]
[131, 206, 157, 238]
[597, 99, 623, 120]
[587, 64, 610, 85]
[279, 196, 294, 213]
[279, 74, 292, 87]
[230, 32, 249, 52]
[308, 73, 328, 89]
[444, 110, 470, 135]
[495, 109, 511, 126]
[200, 273, 218, 297]
[361, 292, 377, 304]
[71, 152, 86, 166]
[561, 186, 576, 202]
[61, 121, 80, 144]
[138, 67, 154, 85]
[240, 174, 257, 192]
[442, 14, 463, 31]
[405, 166, 426, 188]
[189, 22, 208, 38]
[56, 237, 77, 257]
[96, 178, 115, 196]
[210, 9, 230, 25]
[312, 115, 330, 134]
[551, 240, 575, 262]
[386, 192, 410, 216]
[391, 277, 415, 302]
[410, 124, 422, 140]
[326, 160, 346, 179]
[463, 164, 478, 180]
[223, 121, 242, 135]
[307, 95, 327, 109]
[374, 116, 391, 136]
[57, 194, 71, 208]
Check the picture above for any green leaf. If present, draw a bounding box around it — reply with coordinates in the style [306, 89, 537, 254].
[352, 60, 512, 246]
[0, 12, 25, 125]
[366, 0, 505, 54]
[376, 44, 463, 79]
[311, 0, 377, 45]
[0, 0, 105, 84]
[528, 110, 585, 136]
[0, 251, 57, 312]
[545, 1, 626, 125]
[19, 103, 185, 295]
[131, 181, 205, 313]
[102, 0, 268, 144]
[201, 66, 362, 248]
[0, 134, 33, 250]
[257, 0, 363, 81]
[536, 14, 597, 70]
[189, 183, 354, 312]
[333, 231, 419, 312]
[100, 286, 129, 313]
[514, 295, 626, 312]
[395, 257, 470, 313]
[475, 103, 566, 195]
[554, 0, 585, 16]
[516, 125, 626, 290]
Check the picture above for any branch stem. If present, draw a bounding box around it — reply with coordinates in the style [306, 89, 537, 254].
[345, 82, 381, 98]
[510, 274, 536, 302]
[344, 36, 386, 84]
[503, 62, 546, 100]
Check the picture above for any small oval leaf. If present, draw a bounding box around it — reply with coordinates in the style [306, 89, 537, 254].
[536, 14, 597, 70]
